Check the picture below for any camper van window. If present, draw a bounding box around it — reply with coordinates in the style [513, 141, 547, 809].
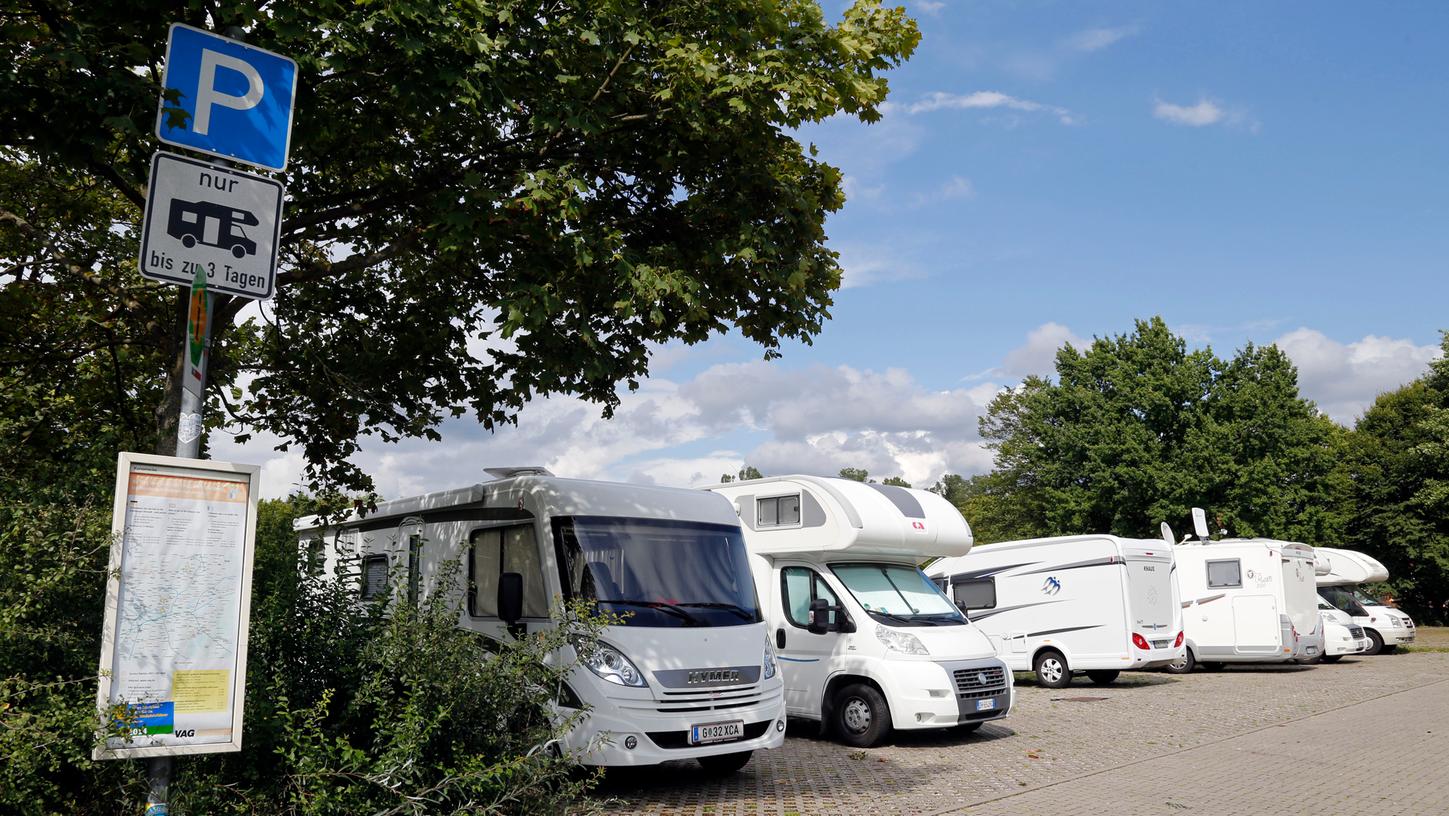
[781, 567, 841, 628]
[469, 526, 549, 619]
[951, 578, 997, 611]
[554, 517, 761, 627]
[757, 495, 801, 528]
[1206, 559, 1242, 588]
[1320, 586, 1369, 617]
[361, 555, 389, 600]
[831, 564, 965, 626]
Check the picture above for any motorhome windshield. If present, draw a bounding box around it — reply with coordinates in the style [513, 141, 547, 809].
[555, 517, 762, 628]
[1352, 589, 1388, 607]
[1320, 586, 1369, 617]
[830, 563, 966, 627]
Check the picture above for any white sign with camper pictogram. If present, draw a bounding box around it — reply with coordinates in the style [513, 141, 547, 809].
[140, 151, 283, 300]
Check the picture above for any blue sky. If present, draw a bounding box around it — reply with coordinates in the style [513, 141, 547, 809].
[218, 2, 1449, 498]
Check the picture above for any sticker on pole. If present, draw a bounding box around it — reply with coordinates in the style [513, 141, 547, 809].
[140, 151, 283, 300]
[156, 23, 297, 171]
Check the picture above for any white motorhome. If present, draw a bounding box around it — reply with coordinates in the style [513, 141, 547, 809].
[1170, 538, 1323, 672]
[297, 469, 785, 772]
[703, 476, 1011, 748]
[1317, 598, 1370, 662]
[1315, 547, 1415, 654]
[926, 535, 1185, 688]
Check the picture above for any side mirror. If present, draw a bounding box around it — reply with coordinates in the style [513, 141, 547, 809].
[808, 598, 832, 634]
[498, 572, 524, 626]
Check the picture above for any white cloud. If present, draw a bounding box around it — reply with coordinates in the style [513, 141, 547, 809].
[1064, 25, 1141, 53]
[1153, 98, 1224, 127]
[1153, 97, 1259, 131]
[913, 0, 945, 16]
[897, 91, 1077, 125]
[835, 243, 926, 289]
[1273, 329, 1442, 424]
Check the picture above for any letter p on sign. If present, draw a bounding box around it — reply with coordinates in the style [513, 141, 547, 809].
[157, 24, 297, 172]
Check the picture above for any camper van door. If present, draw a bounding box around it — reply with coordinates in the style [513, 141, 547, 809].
[775, 563, 843, 716]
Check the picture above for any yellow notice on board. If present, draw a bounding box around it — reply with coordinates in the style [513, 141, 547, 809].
[173, 669, 230, 713]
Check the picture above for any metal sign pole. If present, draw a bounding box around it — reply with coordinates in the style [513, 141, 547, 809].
[146, 259, 211, 816]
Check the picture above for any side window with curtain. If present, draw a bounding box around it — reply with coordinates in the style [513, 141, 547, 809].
[470, 525, 549, 618]
[952, 577, 997, 610]
[361, 554, 389, 600]
[781, 566, 840, 629]
[1206, 559, 1242, 589]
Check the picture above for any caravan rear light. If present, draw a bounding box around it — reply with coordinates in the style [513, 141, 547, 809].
[1174, 631, 1184, 648]
[1131, 633, 1150, 650]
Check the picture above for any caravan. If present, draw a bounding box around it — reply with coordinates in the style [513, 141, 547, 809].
[703, 476, 1011, 748]
[1171, 539, 1323, 671]
[926, 536, 1184, 688]
[1315, 547, 1414, 654]
[297, 469, 785, 772]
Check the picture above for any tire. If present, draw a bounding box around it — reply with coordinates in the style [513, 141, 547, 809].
[1165, 648, 1195, 675]
[1086, 670, 1119, 685]
[1321, 654, 1343, 663]
[697, 751, 752, 775]
[1364, 630, 1384, 655]
[1033, 650, 1071, 689]
[181, 234, 196, 248]
[231, 244, 247, 259]
[832, 683, 892, 748]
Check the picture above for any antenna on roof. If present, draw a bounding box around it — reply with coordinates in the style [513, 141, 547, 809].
[1191, 507, 1210, 542]
[484, 466, 554, 480]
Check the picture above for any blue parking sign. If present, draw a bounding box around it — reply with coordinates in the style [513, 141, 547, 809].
[157, 24, 297, 172]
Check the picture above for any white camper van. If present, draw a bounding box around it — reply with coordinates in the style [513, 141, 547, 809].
[297, 469, 785, 772]
[1315, 547, 1414, 654]
[927, 535, 1185, 688]
[703, 476, 1011, 748]
[1170, 538, 1323, 672]
[1317, 598, 1370, 662]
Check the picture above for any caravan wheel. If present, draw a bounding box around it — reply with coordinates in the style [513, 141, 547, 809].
[832, 683, 892, 748]
[1033, 650, 1071, 688]
[1364, 630, 1385, 655]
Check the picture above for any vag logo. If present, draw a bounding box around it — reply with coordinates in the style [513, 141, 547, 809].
[687, 669, 741, 685]
[174, 729, 196, 738]
[1041, 576, 1062, 595]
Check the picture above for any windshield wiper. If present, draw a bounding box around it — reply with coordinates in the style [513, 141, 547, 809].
[869, 610, 936, 625]
[678, 602, 757, 622]
[594, 598, 703, 626]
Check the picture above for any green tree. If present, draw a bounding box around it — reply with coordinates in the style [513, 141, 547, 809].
[2, 1, 920, 495]
[1347, 334, 1449, 623]
[930, 471, 1045, 544]
[718, 464, 764, 483]
[838, 467, 870, 482]
[979, 317, 1347, 540]
[881, 475, 911, 487]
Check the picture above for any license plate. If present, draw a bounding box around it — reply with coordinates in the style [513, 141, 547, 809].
[976, 698, 996, 712]
[689, 720, 744, 745]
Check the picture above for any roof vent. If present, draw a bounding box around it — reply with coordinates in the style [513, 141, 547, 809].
[484, 466, 554, 480]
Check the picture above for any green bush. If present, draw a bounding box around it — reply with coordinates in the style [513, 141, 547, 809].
[1, 496, 601, 815]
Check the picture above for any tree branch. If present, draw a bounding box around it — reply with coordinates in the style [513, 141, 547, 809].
[279, 239, 413, 286]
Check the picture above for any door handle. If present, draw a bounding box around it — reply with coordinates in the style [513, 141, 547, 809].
[775, 628, 786, 649]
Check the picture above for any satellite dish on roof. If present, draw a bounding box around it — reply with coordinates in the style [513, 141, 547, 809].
[1160, 522, 1175, 546]
[484, 466, 555, 480]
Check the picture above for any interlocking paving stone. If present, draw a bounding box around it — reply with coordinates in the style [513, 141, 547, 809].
[596, 639, 1449, 816]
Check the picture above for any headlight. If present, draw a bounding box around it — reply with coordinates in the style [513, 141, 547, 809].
[875, 626, 928, 655]
[763, 639, 778, 680]
[581, 641, 647, 687]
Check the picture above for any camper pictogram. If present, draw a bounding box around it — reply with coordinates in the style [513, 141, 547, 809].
[167, 199, 259, 259]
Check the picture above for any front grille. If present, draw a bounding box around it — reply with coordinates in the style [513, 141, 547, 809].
[654, 684, 767, 715]
[1150, 638, 1171, 649]
[953, 666, 1007, 696]
[645, 719, 772, 750]
[1347, 625, 1365, 639]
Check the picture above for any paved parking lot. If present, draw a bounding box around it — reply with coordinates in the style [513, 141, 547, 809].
[597, 634, 1449, 815]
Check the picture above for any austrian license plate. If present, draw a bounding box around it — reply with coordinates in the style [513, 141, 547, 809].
[689, 720, 744, 745]
[976, 698, 996, 712]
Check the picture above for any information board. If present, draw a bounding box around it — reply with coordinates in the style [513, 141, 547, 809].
[95, 453, 260, 759]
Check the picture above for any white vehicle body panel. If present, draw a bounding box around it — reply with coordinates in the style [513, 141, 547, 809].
[704, 476, 1012, 734]
[1313, 548, 1414, 648]
[297, 474, 784, 767]
[927, 535, 1185, 675]
[1173, 539, 1323, 664]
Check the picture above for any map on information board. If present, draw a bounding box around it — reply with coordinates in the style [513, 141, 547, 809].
[95, 453, 259, 759]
